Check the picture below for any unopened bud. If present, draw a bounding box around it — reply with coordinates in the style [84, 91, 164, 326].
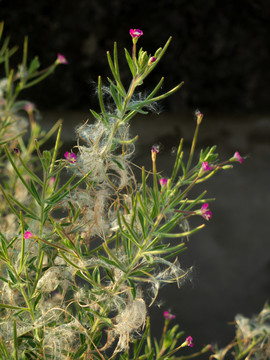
[148, 56, 156, 65]
[195, 109, 203, 125]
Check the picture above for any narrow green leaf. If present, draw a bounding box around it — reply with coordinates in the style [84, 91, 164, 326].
[127, 278, 137, 299]
[102, 242, 126, 271]
[4, 146, 41, 205]
[0, 131, 26, 145]
[7, 269, 17, 284]
[28, 56, 40, 74]
[6, 193, 39, 220]
[142, 82, 185, 106]
[73, 344, 88, 359]
[121, 110, 137, 124]
[137, 193, 154, 226]
[109, 79, 121, 110]
[13, 320, 18, 360]
[132, 317, 150, 359]
[163, 246, 187, 260]
[137, 210, 147, 238]
[90, 109, 103, 122]
[121, 215, 141, 247]
[0, 237, 8, 259]
[16, 154, 43, 186]
[99, 254, 124, 271]
[154, 223, 205, 238]
[107, 76, 126, 98]
[18, 213, 25, 275]
[110, 157, 125, 170]
[30, 180, 41, 202]
[0, 303, 28, 310]
[46, 170, 92, 207]
[48, 123, 62, 175]
[98, 76, 109, 126]
[0, 337, 9, 358]
[124, 48, 135, 76]
[145, 77, 164, 101]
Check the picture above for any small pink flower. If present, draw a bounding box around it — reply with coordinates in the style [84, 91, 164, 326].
[163, 310, 176, 320]
[159, 178, 168, 187]
[186, 336, 194, 348]
[232, 151, 243, 164]
[57, 53, 68, 65]
[64, 151, 77, 163]
[24, 231, 34, 239]
[201, 203, 212, 221]
[130, 29, 143, 39]
[202, 161, 213, 171]
[13, 148, 20, 155]
[149, 56, 156, 64]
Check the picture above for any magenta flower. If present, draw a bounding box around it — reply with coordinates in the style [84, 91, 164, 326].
[130, 29, 143, 39]
[202, 161, 213, 172]
[232, 151, 243, 164]
[159, 178, 168, 187]
[24, 231, 34, 239]
[56, 53, 68, 65]
[64, 151, 77, 163]
[186, 336, 194, 347]
[163, 310, 176, 320]
[201, 203, 212, 221]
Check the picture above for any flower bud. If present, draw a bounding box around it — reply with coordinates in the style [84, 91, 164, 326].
[148, 56, 156, 65]
[13, 148, 20, 156]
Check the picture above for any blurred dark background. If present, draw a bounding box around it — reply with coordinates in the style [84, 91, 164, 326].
[1, 0, 270, 114]
[1, 0, 270, 357]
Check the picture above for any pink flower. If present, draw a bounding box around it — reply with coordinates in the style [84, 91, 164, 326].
[159, 178, 168, 187]
[130, 29, 143, 39]
[201, 203, 212, 221]
[24, 231, 34, 239]
[163, 311, 176, 320]
[64, 151, 77, 163]
[56, 53, 68, 65]
[232, 151, 243, 164]
[186, 336, 194, 348]
[202, 161, 213, 171]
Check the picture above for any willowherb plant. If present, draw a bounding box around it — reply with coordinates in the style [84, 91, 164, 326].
[0, 25, 244, 359]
